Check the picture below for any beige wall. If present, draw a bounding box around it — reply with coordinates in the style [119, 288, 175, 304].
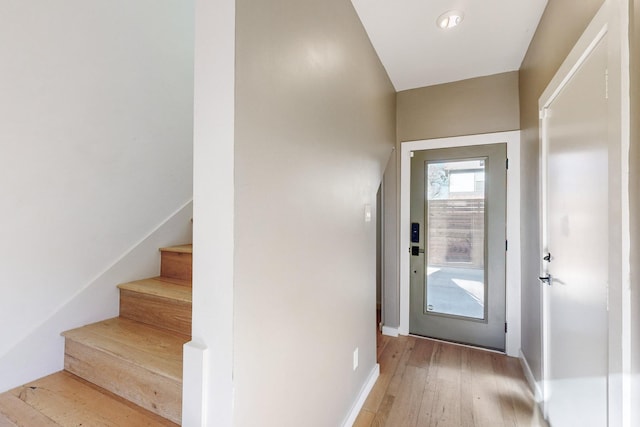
[397, 71, 520, 143]
[233, 0, 396, 425]
[386, 72, 519, 330]
[518, 0, 605, 382]
[630, 0, 640, 423]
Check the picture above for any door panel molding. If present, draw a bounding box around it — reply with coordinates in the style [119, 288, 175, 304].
[399, 130, 521, 357]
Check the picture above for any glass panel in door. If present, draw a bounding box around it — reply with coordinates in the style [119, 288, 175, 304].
[426, 160, 486, 320]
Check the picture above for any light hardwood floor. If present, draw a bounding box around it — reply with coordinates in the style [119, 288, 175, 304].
[355, 331, 548, 427]
[0, 371, 178, 426]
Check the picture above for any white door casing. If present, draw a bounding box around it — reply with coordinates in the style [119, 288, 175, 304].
[398, 131, 521, 357]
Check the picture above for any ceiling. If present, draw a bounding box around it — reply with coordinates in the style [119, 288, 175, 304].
[351, 0, 548, 91]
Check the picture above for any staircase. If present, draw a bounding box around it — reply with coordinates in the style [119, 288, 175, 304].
[0, 244, 192, 426]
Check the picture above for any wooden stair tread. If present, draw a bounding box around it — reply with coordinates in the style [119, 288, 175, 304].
[156, 275, 191, 287]
[118, 278, 192, 303]
[0, 372, 177, 426]
[4, 242, 194, 426]
[62, 318, 188, 381]
[159, 244, 192, 254]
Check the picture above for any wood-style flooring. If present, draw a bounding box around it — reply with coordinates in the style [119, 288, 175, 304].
[354, 328, 548, 427]
[0, 371, 178, 426]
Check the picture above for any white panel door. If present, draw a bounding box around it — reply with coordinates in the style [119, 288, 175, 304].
[541, 31, 608, 427]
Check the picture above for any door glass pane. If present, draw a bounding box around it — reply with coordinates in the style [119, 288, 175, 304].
[425, 159, 486, 320]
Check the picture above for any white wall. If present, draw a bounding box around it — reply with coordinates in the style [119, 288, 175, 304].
[0, 0, 194, 391]
[232, 0, 395, 425]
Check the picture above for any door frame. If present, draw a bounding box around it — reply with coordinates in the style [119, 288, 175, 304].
[398, 130, 521, 357]
[537, 2, 631, 424]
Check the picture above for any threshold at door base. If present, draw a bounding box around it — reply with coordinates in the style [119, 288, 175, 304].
[408, 333, 505, 355]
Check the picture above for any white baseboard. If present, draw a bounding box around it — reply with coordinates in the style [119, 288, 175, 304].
[519, 349, 543, 402]
[342, 363, 380, 427]
[381, 326, 399, 337]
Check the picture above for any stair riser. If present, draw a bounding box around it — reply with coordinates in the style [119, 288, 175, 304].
[120, 290, 191, 336]
[64, 339, 181, 424]
[160, 251, 192, 282]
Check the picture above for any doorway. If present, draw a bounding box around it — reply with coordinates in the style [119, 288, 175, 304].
[539, 7, 609, 426]
[410, 144, 507, 351]
[398, 131, 521, 357]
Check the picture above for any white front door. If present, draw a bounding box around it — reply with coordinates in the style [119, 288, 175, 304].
[540, 17, 609, 427]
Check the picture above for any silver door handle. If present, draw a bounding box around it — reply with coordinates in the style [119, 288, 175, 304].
[539, 275, 552, 285]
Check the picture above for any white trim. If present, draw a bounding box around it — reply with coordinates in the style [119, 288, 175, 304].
[380, 176, 386, 328]
[505, 134, 522, 358]
[399, 131, 521, 357]
[381, 326, 399, 337]
[190, 0, 235, 424]
[539, 25, 609, 110]
[182, 341, 209, 427]
[616, 1, 631, 426]
[342, 364, 380, 427]
[520, 349, 543, 403]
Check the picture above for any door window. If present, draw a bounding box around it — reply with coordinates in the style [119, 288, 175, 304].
[426, 159, 486, 320]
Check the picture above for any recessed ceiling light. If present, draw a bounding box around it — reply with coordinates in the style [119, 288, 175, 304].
[436, 10, 464, 29]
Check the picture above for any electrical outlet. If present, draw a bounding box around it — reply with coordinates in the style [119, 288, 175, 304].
[353, 347, 359, 371]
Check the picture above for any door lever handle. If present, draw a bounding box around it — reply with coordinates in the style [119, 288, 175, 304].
[410, 246, 425, 256]
[539, 275, 552, 285]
